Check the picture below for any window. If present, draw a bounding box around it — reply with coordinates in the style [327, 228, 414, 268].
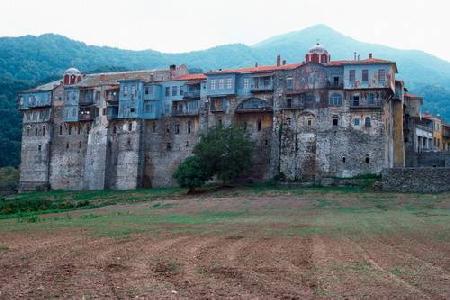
[35, 127, 38, 135]
[287, 98, 292, 108]
[123, 86, 128, 96]
[165, 87, 170, 97]
[329, 93, 342, 106]
[113, 126, 117, 134]
[243, 79, 250, 90]
[362, 70, 369, 82]
[353, 118, 360, 126]
[144, 103, 153, 113]
[175, 124, 180, 134]
[26, 127, 30, 136]
[306, 93, 315, 102]
[187, 121, 192, 134]
[152, 122, 156, 133]
[226, 78, 232, 89]
[307, 119, 312, 126]
[286, 77, 293, 90]
[102, 108, 106, 116]
[333, 76, 339, 86]
[171, 86, 178, 96]
[42, 126, 46, 136]
[378, 69, 386, 83]
[368, 93, 375, 105]
[365, 154, 370, 164]
[144, 87, 149, 95]
[218, 79, 224, 89]
[257, 119, 262, 131]
[179, 86, 184, 96]
[365, 117, 371, 127]
[66, 142, 70, 150]
[210, 79, 216, 90]
[342, 156, 346, 163]
[352, 95, 360, 106]
[128, 123, 133, 131]
[332, 116, 339, 126]
[130, 108, 135, 113]
[38, 145, 42, 151]
[59, 125, 63, 135]
[127, 138, 131, 146]
[186, 141, 190, 148]
[166, 143, 172, 151]
[68, 126, 72, 135]
[349, 70, 356, 82]
[217, 118, 222, 127]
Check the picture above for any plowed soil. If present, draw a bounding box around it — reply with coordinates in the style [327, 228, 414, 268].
[1, 190, 449, 299]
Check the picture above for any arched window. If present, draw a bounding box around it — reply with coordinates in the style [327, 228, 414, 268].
[329, 93, 342, 106]
[365, 117, 371, 127]
[342, 156, 346, 163]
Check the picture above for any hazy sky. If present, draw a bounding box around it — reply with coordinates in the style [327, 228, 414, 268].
[1, 0, 450, 61]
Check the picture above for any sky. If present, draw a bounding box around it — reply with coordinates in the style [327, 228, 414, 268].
[1, 0, 450, 61]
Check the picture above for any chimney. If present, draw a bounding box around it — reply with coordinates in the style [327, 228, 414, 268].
[276, 55, 281, 67]
[369, 53, 373, 59]
[255, 62, 259, 67]
[353, 52, 357, 61]
[358, 54, 360, 61]
[282, 60, 287, 65]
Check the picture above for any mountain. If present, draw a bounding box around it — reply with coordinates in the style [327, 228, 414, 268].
[1, 24, 450, 167]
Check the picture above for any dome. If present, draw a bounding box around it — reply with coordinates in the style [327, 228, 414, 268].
[64, 67, 81, 75]
[309, 43, 328, 54]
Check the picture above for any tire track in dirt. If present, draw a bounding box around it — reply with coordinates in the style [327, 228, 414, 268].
[343, 237, 432, 299]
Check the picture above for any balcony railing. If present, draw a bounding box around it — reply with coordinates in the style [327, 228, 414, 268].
[251, 82, 273, 92]
[172, 108, 199, 117]
[350, 100, 382, 109]
[326, 82, 344, 89]
[183, 90, 201, 99]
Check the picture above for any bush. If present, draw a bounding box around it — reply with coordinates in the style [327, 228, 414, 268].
[174, 125, 253, 191]
[173, 156, 210, 192]
[193, 125, 253, 183]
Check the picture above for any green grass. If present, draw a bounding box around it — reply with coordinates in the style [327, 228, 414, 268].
[0, 185, 449, 240]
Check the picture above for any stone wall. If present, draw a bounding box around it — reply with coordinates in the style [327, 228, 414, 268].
[382, 167, 450, 193]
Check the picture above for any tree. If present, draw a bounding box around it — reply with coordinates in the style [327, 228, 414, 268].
[193, 125, 253, 183]
[173, 156, 210, 192]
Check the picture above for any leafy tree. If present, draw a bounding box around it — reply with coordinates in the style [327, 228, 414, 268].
[193, 125, 253, 183]
[173, 155, 210, 192]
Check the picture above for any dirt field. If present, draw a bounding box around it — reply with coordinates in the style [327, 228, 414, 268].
[1, 188, 450, 299]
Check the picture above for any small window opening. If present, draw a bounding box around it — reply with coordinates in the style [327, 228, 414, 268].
[38, 145, 42, 151]
[59, 125, 63, 135]
[68, 126, 72, 135]
[167, 143, 172, 151]
[35, 127, 38, 135]
[175, 124, 180, 134]
[113, 126, 117, 134]
[365, 117, 371, 127]
[66, 142, 69, 149]
[332, 116, 339, 126]
[187, 121, 191, 134]
[79, 141, 82, 149]
[78, 126, 81, 135]
[365, 155, 370, 164]
[127, 138, 131, 146]
[186, 141, 190, 147]
[287, 98, 292, 108]
[128, 123, 133, 131]
[307, 119, 312, 127]
[265, 139, 269, 146]
[152, 122, 157, 133]
[257, 119, 262, 131]
[342, 156, 346, 163]
[42, 126, 46, 136]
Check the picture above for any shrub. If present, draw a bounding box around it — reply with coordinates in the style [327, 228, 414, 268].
[193, 125, 253, 183]
[173, 156, 210, 192]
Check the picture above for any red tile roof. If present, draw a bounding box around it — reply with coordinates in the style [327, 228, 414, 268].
[173, 73, 207, 81]
[326, 58, 395, 66]
[208, 63, 303, 74]
[405, 93, 423, 99]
